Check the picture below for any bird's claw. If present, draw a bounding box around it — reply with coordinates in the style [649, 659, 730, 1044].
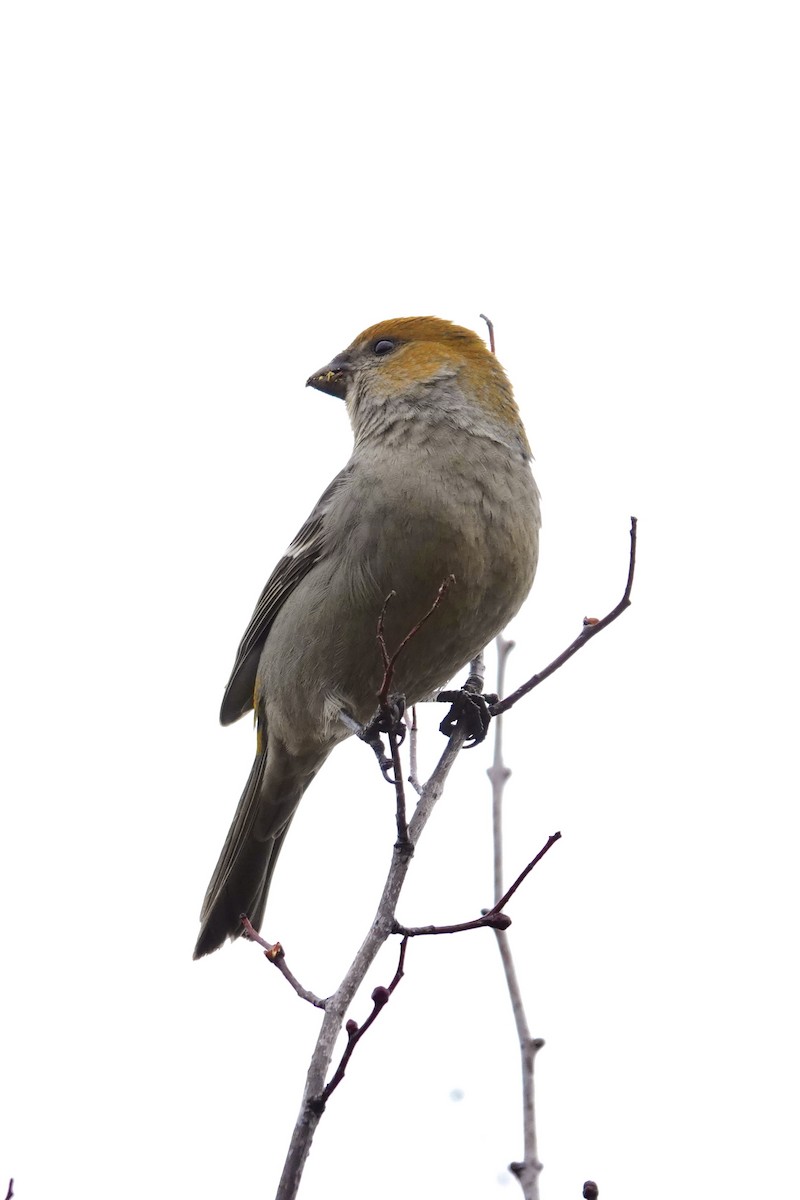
[436, 688, 497, 747]
[360, 696, 407, 783]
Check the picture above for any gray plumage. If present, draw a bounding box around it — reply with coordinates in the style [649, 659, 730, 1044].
[194, 317, 540, 959]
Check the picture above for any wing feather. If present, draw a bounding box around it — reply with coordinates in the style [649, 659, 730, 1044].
[219, 466, 351, 725]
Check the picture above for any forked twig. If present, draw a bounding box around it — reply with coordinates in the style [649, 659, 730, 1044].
[375, 579, 456, 841]
[376, 577, 454, 708]
[393, 832, 561, 937]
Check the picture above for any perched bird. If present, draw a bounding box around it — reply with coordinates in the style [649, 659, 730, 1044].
[194, 317, 540, 959]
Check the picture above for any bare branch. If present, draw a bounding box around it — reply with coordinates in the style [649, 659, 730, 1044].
[408, 706, 423, 795]
[488, 635, 515, 899]
[490, 637, 544, 1200]
[493, 516, 637, 717]
[275, 720, 472, 1200]
[241, 916, 326, 1009]
[464, 649, 486, 694]
[387, 723, 409, 845]
[393, 832, 561, 937]
[393, 912, 511, 936]
[487, 832, 562, 918]
[376, 576, 455, 708]
[361, 578, 458, 798]
[319, 938, 408, 1106]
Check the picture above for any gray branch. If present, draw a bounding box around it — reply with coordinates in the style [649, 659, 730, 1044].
[275, 718, 473, 1200]
[489, 635, 544, 1200]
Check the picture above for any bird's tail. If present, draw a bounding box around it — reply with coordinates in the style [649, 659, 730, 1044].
[193, 750, 299, 960]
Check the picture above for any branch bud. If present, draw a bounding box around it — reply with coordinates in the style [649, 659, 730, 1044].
[485, 912, 512, 930]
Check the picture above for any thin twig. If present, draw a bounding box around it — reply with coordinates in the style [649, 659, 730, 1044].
[241, 916, 326, 1009]
[480, 312, 496, 353]
[373, 580, 456, 817]
[393, 832, 561, 937]
[394, 912, 511, 936]
[376, 577, 455, 707]
[492, 516, 637, 717]
[318, 938, 408, 1106]
[4, 1181, 13, 1200]
[487, 832, 562, 918]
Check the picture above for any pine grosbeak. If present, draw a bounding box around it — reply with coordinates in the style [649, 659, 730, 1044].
[194, 316, 540, 959]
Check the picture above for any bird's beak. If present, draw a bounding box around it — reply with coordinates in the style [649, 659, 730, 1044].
[307, 354, 351, 400]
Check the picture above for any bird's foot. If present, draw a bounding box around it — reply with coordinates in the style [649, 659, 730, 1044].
[437, 685, 498, 747]
[359, 695, 407, 782]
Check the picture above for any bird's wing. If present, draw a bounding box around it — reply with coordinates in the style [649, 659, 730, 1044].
[219, 466, 352, 725]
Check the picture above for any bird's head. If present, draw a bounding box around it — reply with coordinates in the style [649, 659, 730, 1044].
[307, 316, 530, 456]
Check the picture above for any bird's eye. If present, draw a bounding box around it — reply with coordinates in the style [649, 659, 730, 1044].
[372, 339, 395, 355]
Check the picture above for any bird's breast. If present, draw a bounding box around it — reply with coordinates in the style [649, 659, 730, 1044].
[259, 435, 539, 747]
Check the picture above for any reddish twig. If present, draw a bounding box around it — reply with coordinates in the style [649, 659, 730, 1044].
[241, 916, 326, 1008]
[492, 517, 637, 717]
[375, 579, 455, 841]
[394, 911, 512, 936]
[487, 832, 562, 917]
[315, 938, 408, 1110]
[393, 832, 561, 937]
[376, 577, 455, 707]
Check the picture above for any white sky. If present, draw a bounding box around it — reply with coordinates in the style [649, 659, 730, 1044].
[1, 3, 798, 1198]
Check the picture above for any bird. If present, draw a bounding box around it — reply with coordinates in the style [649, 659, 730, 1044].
[193, 316, 541, 959]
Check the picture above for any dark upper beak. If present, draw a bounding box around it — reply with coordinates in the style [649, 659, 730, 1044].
[306, 354, 351, 400]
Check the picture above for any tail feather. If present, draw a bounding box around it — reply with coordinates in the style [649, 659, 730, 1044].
[239, 818, 295, 936]
[194, 734, 330, 959]
[193, 753, 280, 959]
